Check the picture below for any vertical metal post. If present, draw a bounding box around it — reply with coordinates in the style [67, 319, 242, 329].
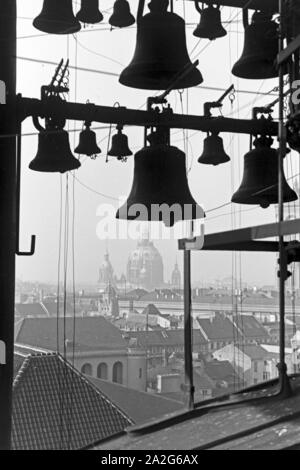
[183, 249, 194, 410]
[277, 0, 292, 397]
[0, 0, 17, 450]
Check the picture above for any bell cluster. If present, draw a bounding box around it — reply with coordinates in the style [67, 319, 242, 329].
[29, 0, 299, 225]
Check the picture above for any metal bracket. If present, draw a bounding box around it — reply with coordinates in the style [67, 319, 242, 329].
[16, 121, 36, 256]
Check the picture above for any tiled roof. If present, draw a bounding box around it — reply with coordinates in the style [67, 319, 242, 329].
[126, 329, 207, 348]
[197, 315, 239, 341]
[204, 360, 239, 384]
[15, 317, 127, 352]
[12, 352, 132, 450]
[87, 376, 182, 424]
[233, 316, 269, 339]
[243, 345, 268, 360]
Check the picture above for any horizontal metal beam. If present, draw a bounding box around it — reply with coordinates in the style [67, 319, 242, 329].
[17, 96, 278, 136]
[184, 0, 278, 12]
[277, 34, 300, 65]
[179, 219, 300, 251]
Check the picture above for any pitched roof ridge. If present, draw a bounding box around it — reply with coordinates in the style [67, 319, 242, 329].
[13, 354, 31, 390]
[39, 301, 50, 316]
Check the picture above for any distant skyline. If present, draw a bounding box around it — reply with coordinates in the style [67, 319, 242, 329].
[16, 1, 299, 288]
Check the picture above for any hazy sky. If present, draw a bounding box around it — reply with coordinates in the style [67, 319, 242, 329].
[15, 0, 299, 287]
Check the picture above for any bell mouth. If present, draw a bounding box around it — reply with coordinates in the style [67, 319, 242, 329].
[33, 17, 81, 34]
[232, 59, 279, 80]
[119, 65, 203, 90]
[76, 12, 104, 24]
[109, 14, 135, 28]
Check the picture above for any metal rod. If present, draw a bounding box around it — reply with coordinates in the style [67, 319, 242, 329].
[183, 248, 194, 410]
[216, 84, 234, 105]
[277, 0, 292, 397]
[157, 60, 200, 102]
[0, 0, 17, 450]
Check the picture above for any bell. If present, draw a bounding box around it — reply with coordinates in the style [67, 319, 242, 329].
[109, 0, 135, 28]
[198, 133, 230, 166]
[119, 0, 203, 90]
[75, 122, 101, 157]
[116, 129, 204, 227]
[193, 5, 227, 40]
[231, 136, 298, 208]
[287, 114, 300, 152]
[29, 128, 81, 173]
[76, 0, 103, 24]
[33, 0, 81, 34]
[108, 127, 133, 159]
[232, 11, 279, 79]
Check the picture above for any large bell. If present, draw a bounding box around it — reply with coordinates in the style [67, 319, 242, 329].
[116, 129, 204, 227]
[198, 133, 230, 166]
[75, 122, 101, 157]
[108, 127, 133, 159]
[232, 12, 279, 79]
[119, 0, 203, 90]
[33, 0, 81, 34]
[193, 5, 227, 40]
[76, 0, 103, 24]
[109, 0, 135, 28]
[231, 137, 297, 208]
[29, 128, 81, 173]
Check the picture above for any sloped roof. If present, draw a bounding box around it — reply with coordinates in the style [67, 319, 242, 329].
[87, 376, 182, 424]
[15, 317, 127, 352]
[205, 360, 239, 383]
[126, 329, 207, 348]
[243, 345, 268, 360]
[142, 304, 164, 318]
[197, 315, 239, 341]
[12, 352, 132, 450]
[234, 316, 269, 339]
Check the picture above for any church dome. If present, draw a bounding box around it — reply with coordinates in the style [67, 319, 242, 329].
[127, 235, 164, 290]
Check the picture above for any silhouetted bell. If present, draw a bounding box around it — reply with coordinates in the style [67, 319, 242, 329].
[33, 0, 81, 34]
[232, 12, 279, 79]
[75, 122, 101, 157]
[76, 0, 103, 24]
[193, 5, 227, 40]
[109, 0, 135, 28]
[198, 133, 230, 166]
[29, 128, 81, 173]
[119, 0, 203, 90]
[231, 137, 297, 208]
[108, 127, 133, 159]
[116, 129, 204, 227]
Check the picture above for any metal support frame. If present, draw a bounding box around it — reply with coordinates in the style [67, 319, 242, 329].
[184, 0, 278, 12]
[17, 96, 278, 136]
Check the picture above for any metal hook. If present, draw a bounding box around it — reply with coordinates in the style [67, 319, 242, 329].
[16, 120, 36, 256]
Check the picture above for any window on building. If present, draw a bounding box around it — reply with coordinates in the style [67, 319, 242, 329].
[97, 362, 108, 380]
[81, 363, 93, 376]
[113, 361, 123, 384]
[253, 361, 258, 373]
[139, 368, 142, 379]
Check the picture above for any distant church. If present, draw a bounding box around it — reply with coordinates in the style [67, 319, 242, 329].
[98, 231, 181, 293]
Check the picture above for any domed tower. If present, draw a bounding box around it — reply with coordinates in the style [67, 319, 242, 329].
[98, 251, 115, 290]
[171, 260, 181, 289]
[127, 230, 164, 290]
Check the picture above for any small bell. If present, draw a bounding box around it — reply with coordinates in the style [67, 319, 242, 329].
[108, 126, 133, 160]
[119, 0, 203, 90]
[29, 126, 81, 173]
[198, 133, 230, 166]
[109, 0, 135, 28]
[75, 122, 101, 157]
[33, 0, 81, 34]
[232, 11, 279, 79]
[116, 128, 204, 227]
[231, 136, 298, 208]
[193, 5, 227, 40]
[76, 0, 103, 24]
